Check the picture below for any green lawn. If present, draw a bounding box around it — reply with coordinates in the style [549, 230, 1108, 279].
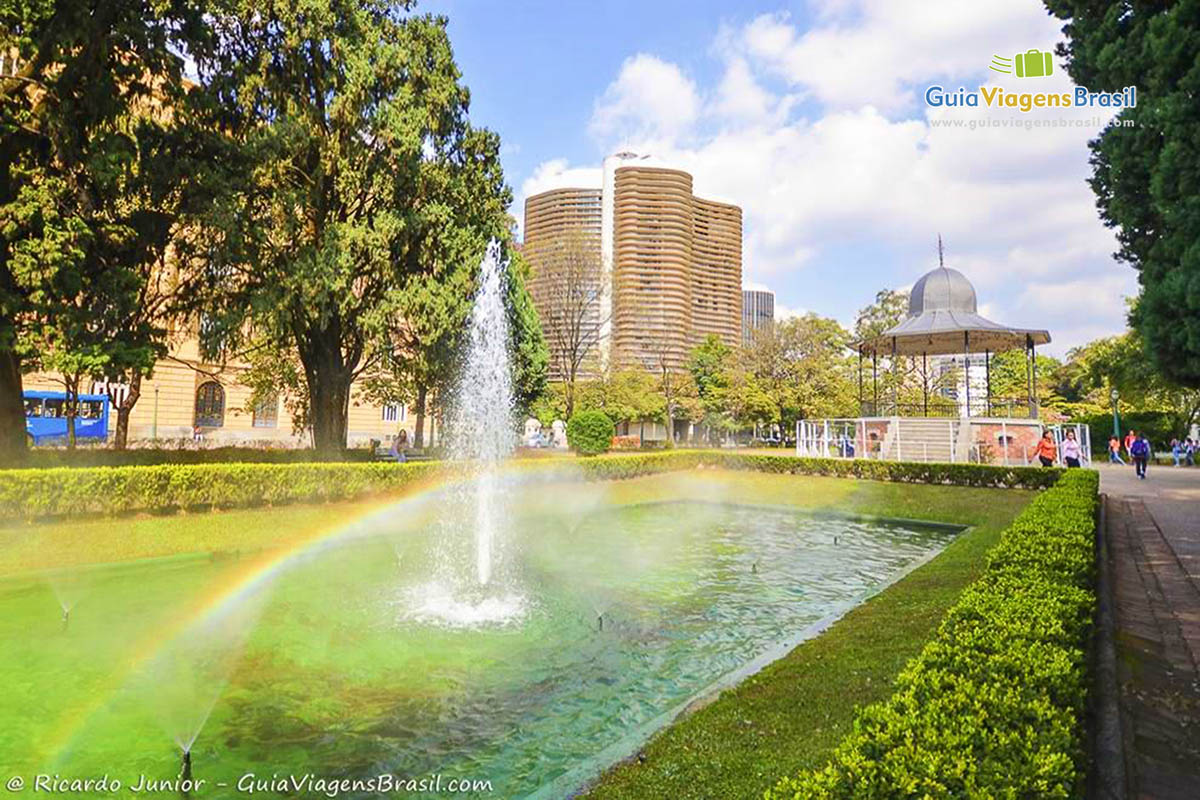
[579, 474, 1034, 800]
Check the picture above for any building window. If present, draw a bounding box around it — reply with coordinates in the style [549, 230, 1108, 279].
[253, 395, 278, 428]
[195, 381, 225, 427]
[382, 404, 400, 423]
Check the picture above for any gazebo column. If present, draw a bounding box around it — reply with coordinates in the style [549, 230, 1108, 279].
[891, 337, 898, 416]
[985, 349, 991, 417]
[858, 348, 864, 415]
[872, 351, 878, 415]
[922, 351, 928, 416]
[963, 331, 971, 418]
[1030, 339, 1040, 419]
[1025, 334, 1035, 419]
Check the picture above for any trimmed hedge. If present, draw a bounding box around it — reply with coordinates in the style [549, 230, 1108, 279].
[766, 468, 1099, 799]
[567, 451, 1062, 490]
[567, 410, 616, 456]
[0, 462, 440, 519]
[14, 446, 376, 469]
[0, 450, 1062, 520]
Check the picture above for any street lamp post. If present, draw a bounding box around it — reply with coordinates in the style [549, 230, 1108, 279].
[1111, 388, 1120, 440]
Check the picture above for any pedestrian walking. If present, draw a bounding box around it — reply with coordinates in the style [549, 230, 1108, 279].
[1061, 430, 1082, 468]
[1108, 436, 1125, 465]
[1131, 432, 1151, 480]
[1171, 438, 1183, 466]
[1186, 437, 1196, 467]
[1124, 429, 1137, 464]
[1035, 430, 1058, 467]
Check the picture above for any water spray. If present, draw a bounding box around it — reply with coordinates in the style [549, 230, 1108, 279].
[61, 607, 70, 632]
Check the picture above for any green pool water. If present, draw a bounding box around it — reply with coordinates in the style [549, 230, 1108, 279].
[0, 493, 958, 798]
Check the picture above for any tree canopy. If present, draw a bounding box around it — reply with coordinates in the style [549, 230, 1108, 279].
[1046, 0, 1200, 386]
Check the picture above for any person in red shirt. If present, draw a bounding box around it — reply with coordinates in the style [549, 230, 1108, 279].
[1124, 429, 1137, 463]
[1034, 430, 1058, 467]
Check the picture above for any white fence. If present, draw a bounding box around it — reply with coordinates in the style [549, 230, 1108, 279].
[796, 418, 1091, 466]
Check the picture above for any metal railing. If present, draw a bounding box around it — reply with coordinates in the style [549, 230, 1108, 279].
[798, 418, 1092, 466]
[859, 397, 1037, 419]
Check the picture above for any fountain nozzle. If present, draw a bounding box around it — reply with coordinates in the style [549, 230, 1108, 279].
[61, 607, 70, 632]
[179, 749, 192, 784]
[751, 561, 758, 574]
[597, 613, 604, 632]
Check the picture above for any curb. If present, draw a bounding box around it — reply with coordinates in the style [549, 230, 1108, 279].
[1091, 493, 1127, 800]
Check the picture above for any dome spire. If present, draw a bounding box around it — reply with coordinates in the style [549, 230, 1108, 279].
[937, 234, 945, 268]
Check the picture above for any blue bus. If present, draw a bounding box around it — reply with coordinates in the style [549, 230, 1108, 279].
[24, 390, 110, 446]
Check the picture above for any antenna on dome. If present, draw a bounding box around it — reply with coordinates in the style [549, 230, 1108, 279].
[937, 234, 945, 268]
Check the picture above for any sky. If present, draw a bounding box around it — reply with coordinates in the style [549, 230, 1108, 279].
[424, 0, 1138, 357]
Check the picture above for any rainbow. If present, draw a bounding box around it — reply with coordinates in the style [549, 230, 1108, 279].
[40, 475, 450, 769]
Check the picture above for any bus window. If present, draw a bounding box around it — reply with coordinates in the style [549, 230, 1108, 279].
[44, 398, 65, 418]
[81, 401, 103, 419]
[24, 398, 43, 417]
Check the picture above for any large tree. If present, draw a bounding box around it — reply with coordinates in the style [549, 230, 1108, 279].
[1046, 0, 1200, 386]
[527, 229, 607, 419]
[1066, 329, 1200, 438]
[741, 314, 856, 429]
[0, 0, 211, 460]
[196, 1, 507, 452]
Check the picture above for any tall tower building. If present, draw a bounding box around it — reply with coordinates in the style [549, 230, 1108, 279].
[522, 188, 604, 381]
[525, 153, 742, 377]
[742, 288, 775, 343]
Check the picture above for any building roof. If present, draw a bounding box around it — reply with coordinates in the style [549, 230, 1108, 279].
[857, 265, 1051, 356]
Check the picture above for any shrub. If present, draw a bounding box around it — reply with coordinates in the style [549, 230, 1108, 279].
[567, 411, 616, 456]
[0, 449, 1064, 521]
[13, 446, 375, 470]
[766, 468, 1099, 800]
[0, 461, 440, 519]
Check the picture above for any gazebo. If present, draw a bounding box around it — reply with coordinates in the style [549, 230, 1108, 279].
[796, 246, 1086, 465]
[855, 252, 1050, 420]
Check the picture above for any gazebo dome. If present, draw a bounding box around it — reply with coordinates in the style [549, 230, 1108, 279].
[907, 266, 977, 316]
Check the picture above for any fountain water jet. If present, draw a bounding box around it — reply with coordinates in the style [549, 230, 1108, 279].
[401, 242, 523, 628]
[448, 240, 517, 587]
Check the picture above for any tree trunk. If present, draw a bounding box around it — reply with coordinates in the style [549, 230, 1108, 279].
[297, 332, 352, 456]
[0, 345, 26, 462]
[112, 371, 142, 450]
[413, 384, 427, 449]
[565, 367, 576, 421]
[65, 374, 79, 450]
[308, 377, 350, 455]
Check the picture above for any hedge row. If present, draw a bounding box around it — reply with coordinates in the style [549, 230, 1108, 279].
[0, 450, 1062, 520]
[0, 461, 441, 519]
[13, 446, 376, 469]
[567, 451, 1063, 490]
[767, 468, 1099, 799]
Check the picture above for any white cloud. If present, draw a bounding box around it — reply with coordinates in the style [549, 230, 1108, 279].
[520, 158, 602, 198]
[518, 1, 1132, 357]
[589, 54, 700, 145]
[738, 2, 1066, 112]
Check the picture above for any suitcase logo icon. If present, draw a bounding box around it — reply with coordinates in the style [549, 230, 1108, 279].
[989, 49, 1053, 78]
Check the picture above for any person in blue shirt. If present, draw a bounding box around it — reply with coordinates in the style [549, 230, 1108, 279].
[1130, 433, 1151, 480]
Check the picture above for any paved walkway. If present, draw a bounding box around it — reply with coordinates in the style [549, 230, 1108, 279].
[1099, 464, 1200, 799]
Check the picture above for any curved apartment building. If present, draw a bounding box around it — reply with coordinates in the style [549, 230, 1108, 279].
[524, 153, 742, 376]
[522, 187, 604, 381]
